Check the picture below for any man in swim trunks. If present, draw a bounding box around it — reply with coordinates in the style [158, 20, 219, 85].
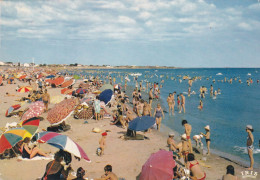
[182, 120, 193, 153]
[179, 93, 185, 113]
[143, 101, 151, 116]
[42, 89, 50, 112]
[167, 93, 173, 115]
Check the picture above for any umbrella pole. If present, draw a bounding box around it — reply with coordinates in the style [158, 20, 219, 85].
[11, 148, 18, 157]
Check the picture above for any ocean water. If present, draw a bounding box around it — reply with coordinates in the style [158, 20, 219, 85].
[66, 68, 260, 166]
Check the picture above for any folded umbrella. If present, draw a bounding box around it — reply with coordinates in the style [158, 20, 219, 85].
[36, 131, 91, 162]
[128, 116, 155, 131]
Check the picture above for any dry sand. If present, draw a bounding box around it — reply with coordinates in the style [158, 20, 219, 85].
[0, 77, 258, 180]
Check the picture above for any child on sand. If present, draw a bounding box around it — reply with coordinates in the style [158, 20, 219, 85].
[99, 132, 107, 156]
[181, 134, 190, 164]
[201, 125, 211, 155]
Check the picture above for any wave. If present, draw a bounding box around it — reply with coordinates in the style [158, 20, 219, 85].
[233, 146, 260, 154]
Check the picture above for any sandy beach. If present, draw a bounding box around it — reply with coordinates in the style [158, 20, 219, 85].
[0, 68, 257, 180]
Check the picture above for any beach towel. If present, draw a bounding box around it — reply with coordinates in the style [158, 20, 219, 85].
[17, 155, 54, 161]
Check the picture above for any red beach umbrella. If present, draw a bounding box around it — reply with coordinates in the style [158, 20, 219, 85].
[61, 79, 75, 88]
[52, 77, 65, 86]
[140, 150, 176, 180]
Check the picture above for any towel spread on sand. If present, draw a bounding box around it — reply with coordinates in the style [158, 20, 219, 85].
[17, 155, 54, 161]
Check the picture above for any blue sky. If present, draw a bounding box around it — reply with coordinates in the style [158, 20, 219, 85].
[0, 0, 260, 67]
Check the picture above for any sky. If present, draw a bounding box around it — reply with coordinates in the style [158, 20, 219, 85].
[0, 0, 260, 67]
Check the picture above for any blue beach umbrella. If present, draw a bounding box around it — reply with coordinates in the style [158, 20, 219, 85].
[46, 75, 55, 79]
[99, 89, 113, 105]
[128, 116, 156, 131]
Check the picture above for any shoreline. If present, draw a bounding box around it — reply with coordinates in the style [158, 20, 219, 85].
[0, 68, 259, 180]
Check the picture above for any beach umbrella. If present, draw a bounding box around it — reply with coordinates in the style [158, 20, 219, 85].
[61, 79, 75, 88]
[18, 86, 32, 93]
[76, 88, 87, 94]
[47, 98, 76, 125]
[46, 75, 55, 79]
[21, 101, 45, 121]
[99, 84, 113, 92]
[140, 150, 176, 180]
[52, 76, 65, 86]
[0, 76, 2, 85]
[128, 116, 155, 131]
[19, 75, 27, 80]
[99, 89, 113, 105]
[21, 117, 40, 136]
[5, 104, 21, 117]
[37, 131, 91, 162]
[61, 88, 74, 95]
[0, 128, 31, 154]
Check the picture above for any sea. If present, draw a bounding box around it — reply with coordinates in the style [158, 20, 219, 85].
[64, 68, 260, 167]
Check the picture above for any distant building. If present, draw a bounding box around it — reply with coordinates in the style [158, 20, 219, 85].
[23, 63, 30, 67]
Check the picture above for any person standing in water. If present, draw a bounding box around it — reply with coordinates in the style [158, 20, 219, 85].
[201, 125, 211, 155]
[167, 93, 174, 116]
[179, 93, 185, 113]
[182, 120, 193, 153]
[149, 88, 153, 106]
[246, 125, 254, 170]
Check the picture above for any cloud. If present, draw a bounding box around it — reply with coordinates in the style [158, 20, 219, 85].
[138, 12, 152, 20]
[0, 0, 259, 42]
[238, 22, 252, 31]
[118, 16, 136, 24]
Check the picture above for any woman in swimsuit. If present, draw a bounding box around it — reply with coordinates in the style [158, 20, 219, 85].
[200, 125, 210, 155]
[153, 104, 164, 131]
[246, 125, 254, 170]
[42, 150, 71, 180]
[21, 137, 48, 159]
[187, 153, 206, 180]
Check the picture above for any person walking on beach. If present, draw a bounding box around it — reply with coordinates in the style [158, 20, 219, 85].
[42, 89, 50, 112]
[222, 165, 239, 180]
[246, 125, 254, 170]
[179, 93, 185, 113]
[94, 96, 101, 121]
[143, 101, 151, 116]
[182, 120, 193, 153]
[200, 125, 211, 155]
[153, 103, 164, 131]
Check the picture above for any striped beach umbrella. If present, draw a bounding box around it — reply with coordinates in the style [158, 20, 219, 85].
[37, 131, 91, 162]
[5, 104, 21, 117]
[0, 128, 31, 154]
[18, 86, 32, 93]
[21, 117, 40, 136]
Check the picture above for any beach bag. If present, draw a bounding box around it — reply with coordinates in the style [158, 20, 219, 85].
[42, 160, 55, 180]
